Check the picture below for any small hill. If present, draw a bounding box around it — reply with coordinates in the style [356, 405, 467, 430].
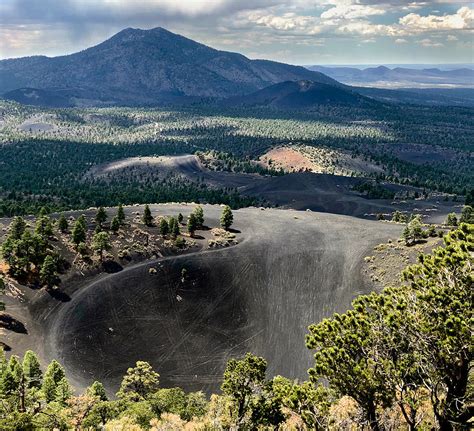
[0, 27, 338, 106]
[228, 80, 376, 109]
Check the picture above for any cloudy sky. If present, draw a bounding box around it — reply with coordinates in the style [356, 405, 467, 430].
[0, 0, 472, 65]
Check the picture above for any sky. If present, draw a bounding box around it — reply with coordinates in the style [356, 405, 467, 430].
[0, 0, 472, 65]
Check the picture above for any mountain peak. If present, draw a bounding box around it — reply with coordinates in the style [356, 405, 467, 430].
[0, 27, 339, 106]
[106, 26, 177, 44]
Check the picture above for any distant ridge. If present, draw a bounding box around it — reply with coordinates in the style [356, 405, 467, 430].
[0, 27, 339, 107]
[307, 65, 474, 89]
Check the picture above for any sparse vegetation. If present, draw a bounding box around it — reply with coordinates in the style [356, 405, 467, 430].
[0, 100, 472, 217]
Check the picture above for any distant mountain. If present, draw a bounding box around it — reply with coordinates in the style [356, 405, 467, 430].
[307, 65, 474, 89]
[227, 80, 376, 110]
[0, 27, 338, 107]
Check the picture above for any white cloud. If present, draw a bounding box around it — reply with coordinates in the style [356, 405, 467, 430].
[234, 10, 324, 34]
[321, 4, 385, 20]
[338, 21, 401, 36]
[399, 6, 473, 31]
[419, 38, 444, 48]
[395, 38, 408, 43]
[335, 6, 474, 37]
[447, 34, 458, 41]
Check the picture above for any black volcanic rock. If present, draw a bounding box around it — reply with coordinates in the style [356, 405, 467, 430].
[228, 80, 375, 109]
[0, 27, 338, 106]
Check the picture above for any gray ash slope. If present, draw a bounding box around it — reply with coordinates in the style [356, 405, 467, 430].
[0, 27, 338, 106]
[88, 156, 455, 223]
[36, 205, 401, 394]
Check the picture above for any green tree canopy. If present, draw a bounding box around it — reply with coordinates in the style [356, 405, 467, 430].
[110, 216, 120, 233]
[57, 214, 68, 233]
[35, 216, 53, 238]
[142, 205, 153, 227]
[159, 218, 169, 237]
[187, 213, 197, 237]
[193, 206, 204, 228]
[40, 255, 58, 288]
[72, 217, 87, 246]
[42, 360, 66, 403]
[117, 204, 126, 225]
[117, 361, 160, 401]
[91, 231, 111, 260]
[220, 205, 233, 230]
[87, 380, 108, 401]
[95, 207, 108, 229]
[459, 205, 473, 224]
[22, 351, 42, 389]
[446, 212, 458, 227]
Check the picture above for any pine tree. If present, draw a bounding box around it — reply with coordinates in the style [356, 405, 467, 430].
[220, 205, 233, 230]
[193, 206, 204, 228]
[72, 218, 87, 246]
[10, 217, 27, 240]
[159, 218, 169, 237]
[143, 205, 153, 227]
[2, 356, 23, 396]
[110, 216, 120, 233]
[168, 218, 175, 239]
[92, 232, 111, 260]
[117, 204, 126, 225]
[446, 212, 458, 226]
[87, 381, 108, 401]
[1, 365, 18, 396]
[187, 213, 197, 237]
[170, 217, 180, 239]
[40, 255, 58, 288]
[22, 351, 42, 389]
[77, 215, 87, 230]
[95, 207, 108, 230]
[55, 378, 72, 405]
[57, 214, 68, 233]
[402, 217, 424, 245]
[459, 205, 473, 224]
[42, 360, 66, 403]
[0, 348, 7, 376]
[35, 216, 53, 238]
[391, 210, 406, 223]
[38, 206, 49, 217]
[117, 361, 160, 401]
